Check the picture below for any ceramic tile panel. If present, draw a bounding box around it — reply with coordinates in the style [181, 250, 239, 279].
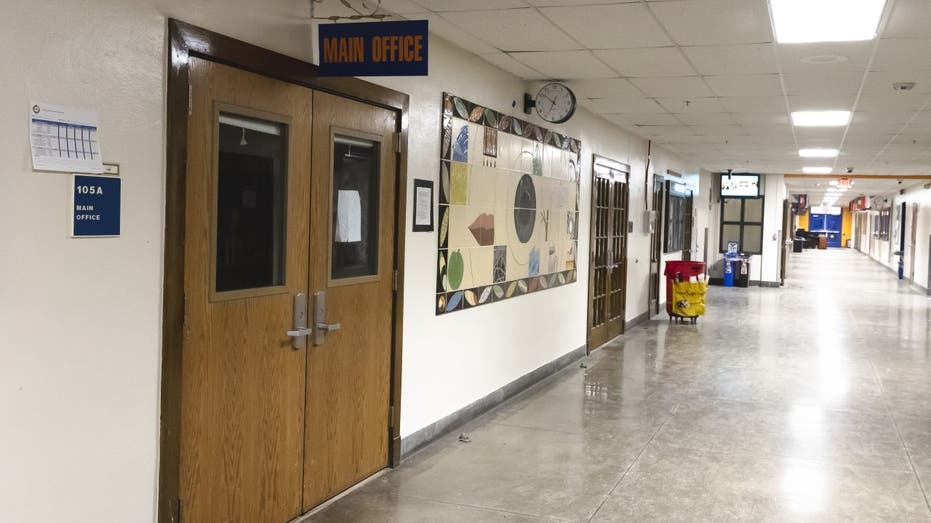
[437, 93, 581, 315]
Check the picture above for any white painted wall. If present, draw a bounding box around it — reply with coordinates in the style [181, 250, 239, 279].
[368, 40, 700, 435]
[0, 1, 701, 521]
[857, 186, 931, 290]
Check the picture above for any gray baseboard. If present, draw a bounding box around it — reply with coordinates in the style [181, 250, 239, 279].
[625, 309, 651, 330]
[754, 280, 781, 288]
[399, 344, 587, 458]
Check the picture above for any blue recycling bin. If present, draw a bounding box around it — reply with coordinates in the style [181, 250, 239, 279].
[723, 257, 734, 287]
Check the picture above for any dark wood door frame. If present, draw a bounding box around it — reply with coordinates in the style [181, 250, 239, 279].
[159, 20, 409, 523]
[586, 155, 630, 352]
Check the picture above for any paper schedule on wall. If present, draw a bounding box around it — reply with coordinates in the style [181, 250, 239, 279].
[29, 102, 104, 174]
[336, 190, 362, 242]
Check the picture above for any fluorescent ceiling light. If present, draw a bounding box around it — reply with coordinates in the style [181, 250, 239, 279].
[800, 149, 839, 158]
[771, 0, 886, 44]
[791, 110, 851, 127]
[803, 166, 833, 174]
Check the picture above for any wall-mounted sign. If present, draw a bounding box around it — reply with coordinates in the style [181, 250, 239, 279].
[72, 174, 120, 237]
[30, 102, 103, 174]
[318, 20, 428, 77]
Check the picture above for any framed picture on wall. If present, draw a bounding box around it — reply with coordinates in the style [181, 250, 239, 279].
[413, 178, 434, 232]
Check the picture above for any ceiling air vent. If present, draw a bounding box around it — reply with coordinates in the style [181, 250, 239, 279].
[892, 82, 916, 91]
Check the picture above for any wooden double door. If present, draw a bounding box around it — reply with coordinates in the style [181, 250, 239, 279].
[588, 157, 629, 351]
[180, 59, 398, 522]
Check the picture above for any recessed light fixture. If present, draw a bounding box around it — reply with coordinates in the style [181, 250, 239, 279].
[770, 0, 887, 43]
[799, 148, 839, 158]
[800, 54, 849, 65]
[791, 110, 851, 127]
[803, 166, 833, 174]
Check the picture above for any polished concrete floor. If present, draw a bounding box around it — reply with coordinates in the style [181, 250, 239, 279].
[306, 249, 931, 522]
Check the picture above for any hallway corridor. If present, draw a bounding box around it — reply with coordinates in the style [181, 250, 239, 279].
[306, 249, 931, 522]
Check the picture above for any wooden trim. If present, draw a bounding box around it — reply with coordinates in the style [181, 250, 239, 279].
[158, 19, 410, 522]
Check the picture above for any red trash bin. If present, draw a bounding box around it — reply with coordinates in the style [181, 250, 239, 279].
[663, 261, 706, 317]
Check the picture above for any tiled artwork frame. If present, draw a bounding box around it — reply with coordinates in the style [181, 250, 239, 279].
[436, 93, 581, 315]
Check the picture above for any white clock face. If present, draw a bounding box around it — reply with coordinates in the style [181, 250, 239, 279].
[535, 83, 576, 124]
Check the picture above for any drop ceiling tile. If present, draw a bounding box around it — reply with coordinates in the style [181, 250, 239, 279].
[857, 92, 930, 112]
[705, 74, 784, 97]
[730, 112, 790, 125]
[636, 125, 697, 138]
[414, 0, 529, 11]
[377, 0, 427, 14]
[782, 72, 865, 96]
[417, 13, 499, 55]
[689, 124, 744, 137]
[630, 77, 713, 98]
[741, 123, 793, 135]
[776, 41, 873, 74]
[541, 3, 672, 49]
[794, 127, 846, 142]
[510, 50, 616, 78]
[594, 47, 696, 77]
[583, 97, 666, 114]
[883, 0, 931, 39]
[720, 96, 788, 113]
[567, 78, 643, 99]
[479, 52, 548, 79]
[530, 0, 637, 5]
[684, 44, 778, 76]
[675, 112, 739, 125]
[872, 39, 931, 71]
[787, 94, 857, 111]
[862, 71, 931, 95]
[851, 111, 914, 126]
[605, 113, 683, 126]
[440, 8, 580, 51]
[650, 0, 773, 46]
[657, 97, 726, 113]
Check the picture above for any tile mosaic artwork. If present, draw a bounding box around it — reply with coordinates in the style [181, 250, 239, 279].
[436, 93, 581, 315]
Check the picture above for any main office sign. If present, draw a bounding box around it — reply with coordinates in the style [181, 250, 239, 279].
[318, 20, 428, 76]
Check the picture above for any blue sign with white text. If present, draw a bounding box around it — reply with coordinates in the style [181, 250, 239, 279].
[72, 174, 120, 237]
[318, 20, 428, 77]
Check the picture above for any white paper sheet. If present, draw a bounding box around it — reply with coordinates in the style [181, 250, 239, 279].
[415, 186, 432, 226]
[336, 190, 362, 243]
[30, 102, 103, 174]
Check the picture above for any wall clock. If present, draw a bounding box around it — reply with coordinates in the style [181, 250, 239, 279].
[524, 82, 577, 124]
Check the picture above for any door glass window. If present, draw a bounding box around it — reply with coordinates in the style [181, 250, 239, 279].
[331, 134, 380, 280]
[215, 113, 288, 292]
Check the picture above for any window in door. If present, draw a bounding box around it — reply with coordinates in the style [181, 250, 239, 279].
[720, 196, 765, 254]
[214, 112, 288, 294]
[330, 133, 381, 282]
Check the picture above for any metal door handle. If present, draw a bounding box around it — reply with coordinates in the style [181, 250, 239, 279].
[289, 293, 309, 350]
[316, 322, 341, 332]
[313, 291, 340, 346]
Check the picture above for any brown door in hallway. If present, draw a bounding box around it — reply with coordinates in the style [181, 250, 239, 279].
[180, 58, 311, 523]
[303, 92, 398, 509]
[587, 156, 629, 351]
[179, 59, 398, 522]
[780, 199, 791, 284]
[909, 202, 918, 281]
[648, 177, 664, 315]
[682, 191, 694, 261]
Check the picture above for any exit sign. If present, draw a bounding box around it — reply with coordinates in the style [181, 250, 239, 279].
[318, 20, 428, 77]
